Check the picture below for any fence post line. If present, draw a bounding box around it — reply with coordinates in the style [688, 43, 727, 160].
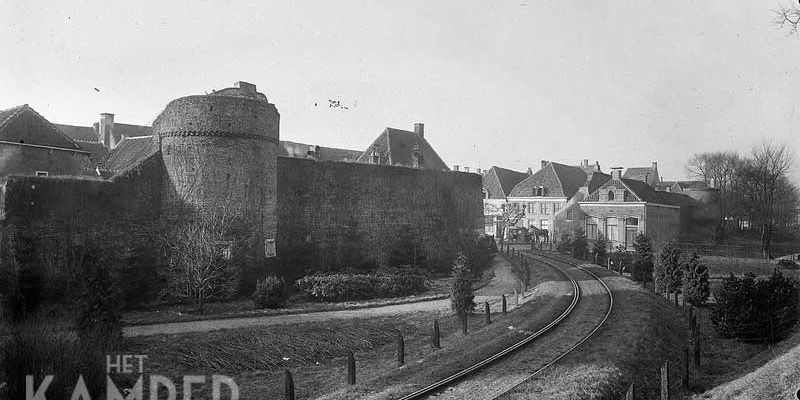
[397, 332, 405, 366]
[485, 301, 492, 324]
[284, 369, 295, 400]
[660, 360, 669, 400]
[501, 294, 507, 315]
[347, 351, 356, 385]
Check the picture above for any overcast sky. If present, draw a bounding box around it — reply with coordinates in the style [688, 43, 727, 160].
[1, 0, 798, 182]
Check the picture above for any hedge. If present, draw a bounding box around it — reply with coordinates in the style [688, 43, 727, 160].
[295, 273, 427, 302]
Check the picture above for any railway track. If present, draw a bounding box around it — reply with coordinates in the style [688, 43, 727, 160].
[398, 249, 614, 400]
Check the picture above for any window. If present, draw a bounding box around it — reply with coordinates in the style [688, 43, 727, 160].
[372, 152, 380, 164]
[265, 238, 276, 258]
[566, 210, 574, 221]
[35, 171, 48, 177]
[541, 219, 549, 231]
[554, 203, 561, 212]
[586, 217, 598, 239]
[605, 217, 619, 243]
[412, 151, 422, 168]
[624, 217, 639, 226]
[540, 202, 546, 214]
[607, 190, 615, 201]
[533, 186, 545, 196]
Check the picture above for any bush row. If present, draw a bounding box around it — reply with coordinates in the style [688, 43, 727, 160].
[295, 273, 427, 302]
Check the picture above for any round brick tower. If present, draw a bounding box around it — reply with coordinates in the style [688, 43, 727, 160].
[153, 81, 279, 260]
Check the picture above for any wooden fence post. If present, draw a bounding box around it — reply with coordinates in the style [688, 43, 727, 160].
[660, 360, 669, 400]
[462, 314, 468, 335]
[485, 301, 491, 324]
[514, 288, 519, 306]
[347, 351, 356, 385]
[694, 336, 701, 367]
[431, 319, 441, 349]
[625, 383, 635, 400]
[284, 369, 295, 400]
[683, 348, 690, 390]
[501, 295, 507, 315]
[674, 291, 679, 308]
[397, 332, 405, 366]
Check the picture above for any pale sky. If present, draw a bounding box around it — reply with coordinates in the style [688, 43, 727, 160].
[1, 0, 799, 183]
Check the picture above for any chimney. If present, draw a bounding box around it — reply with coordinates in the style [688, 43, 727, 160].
[476, 168, 482, 174]
[464, 166, 470, 173]
[99, 113, 115, 149]
[234, 81, 257, 93]
[527, 167, 533, 176]
[594, 161, 600, 172]
[454, 165, 460, 171]
[611, 167, 623, 180]
[582, 159, 589, 167]
[651, 161, 658, 171]
[541, 160, 548, 170]
[413, 123, 424, 139]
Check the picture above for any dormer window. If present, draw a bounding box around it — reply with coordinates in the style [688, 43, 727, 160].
[372, 152, 380, 164]
[35, 171, 48, 177]
[607, 190, 615, 201]
[412, 151, 422, 168]
[533, 186, 545, 196]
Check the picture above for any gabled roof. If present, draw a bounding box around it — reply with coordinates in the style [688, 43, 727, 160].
[482, 166, 528, 199]
[54, 124, 100, 142]
[279, 140, 362, 162]
[356, 128, 449, 171]
[623, 166, 658, 184]
[585, 176, 697, 207]
[509, 162, 589, 199]
[0, 104, 81, 150]
[111, 122, 152, 139]
[101, 136, 157, 173]
[75, 141, 110, 165]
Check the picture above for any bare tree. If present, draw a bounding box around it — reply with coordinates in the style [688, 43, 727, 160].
[484, 202, 525, 251]
[775, 3, 800, 35]
[686, 151, 745, 232]
[737, 141, 794, 258]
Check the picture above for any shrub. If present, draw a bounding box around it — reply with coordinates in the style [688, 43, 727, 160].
[684, 252, 710, 307]
[450, 252, 475, 318]
[571, 229, 588, 260]
[556, 234, 573, 255]
[710, 270, 799, 342]
[253, 276, 289, 309]
[654, 244, 682, 294]
[71, 245, 123, 345]
[631, 234, 654, 282]
[0, 233, 45, 324]
[592, 234, 608, 264]
[458, 232, 496, 279]
[608, 244, 632, 272]
[295, 272, 427, 302]
[0, 323, 108, 400]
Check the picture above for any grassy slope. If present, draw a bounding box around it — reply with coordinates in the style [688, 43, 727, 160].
[502, 267, 688, 400]
[694, 322, 800, 399]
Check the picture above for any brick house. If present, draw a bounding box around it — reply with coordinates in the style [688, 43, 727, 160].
[578, 167, 696, 250]
[505, 160, 609, 241]
[0, 104, 95, 178]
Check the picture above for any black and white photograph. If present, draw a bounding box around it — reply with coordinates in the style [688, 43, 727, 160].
[1, 1, 799, 399]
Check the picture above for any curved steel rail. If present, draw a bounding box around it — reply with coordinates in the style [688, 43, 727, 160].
[487, 250, 615, 399]
[397, 251, 581, 400]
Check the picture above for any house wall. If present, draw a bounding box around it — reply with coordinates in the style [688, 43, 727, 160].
[0, 143, 94, 178]
[277, 157, 484, 274]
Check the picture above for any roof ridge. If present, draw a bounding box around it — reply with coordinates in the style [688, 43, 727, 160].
[0, 104, 28, 133]
[549, 162, 566, 197]
[1, 105, 83, 151]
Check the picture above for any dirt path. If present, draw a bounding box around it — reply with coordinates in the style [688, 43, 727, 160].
[125, 255, 527, 337]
